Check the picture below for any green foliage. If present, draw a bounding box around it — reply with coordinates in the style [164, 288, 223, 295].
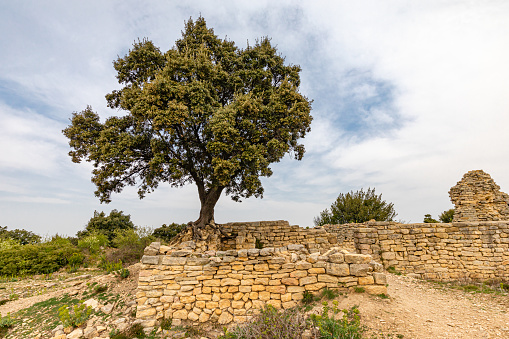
[314, 188, 396, 226]
[302, 290, 320, 305]
[0, 226, 41, 245]
[78, 210, 135, 242]
[114, 268, 130, 279]
[109, 227, 155, 264]
[68, 252, 85, 270]
[220, 304, 312, 339]
[98, 256, 123, 273]
[321, 288, 339, 300]
[423, 214, 439, 223]
[0, 236, 79, 276]
[152, 223, 186, 242]
[160, 318, 172, 330]
[439, 209, 455, 223]
[0, 312, 14, 337]
[255, 238, 263, 249]
[110, 323, 147, 339]
[58, 301, 92, 328]
[77, 232, 109, 254]
[63, 16, 313, 226]
[310, 302, 364, 339]
[94, 284, 108, 294]
[353, 287, 365, 293]
[386, 266, 402, 276]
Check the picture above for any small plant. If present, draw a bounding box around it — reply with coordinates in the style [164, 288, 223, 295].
[302, 291, 319, 305]
[387, 266, 402, 276]
[220, 304, 313, 339]
[255, 238, 263, 249]
[0, 312, 14, 337]
[8, 293, 18, 301]
[354, 286, 365, 293]
[94, 284, 108, 294]
[67, 252, 85, 272]
[321, 287, 339, 300]
[114, 268, 130, 279]
[110, 323, 147, 339]
[160, 317, 172, 330]
[377, 293, 390, 299]
[98, 256, 123, 273]
[58, 301, 93, 328]
[310, 302, 365, 339]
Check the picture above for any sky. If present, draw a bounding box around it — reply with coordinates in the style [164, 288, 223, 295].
[1, 1, 509, 236]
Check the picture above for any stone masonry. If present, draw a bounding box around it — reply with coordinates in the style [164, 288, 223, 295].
[449, 169, 509, 222]
[136, 241, 387, 328]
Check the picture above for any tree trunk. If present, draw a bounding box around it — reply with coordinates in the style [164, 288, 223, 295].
[193, 186, 224, 230]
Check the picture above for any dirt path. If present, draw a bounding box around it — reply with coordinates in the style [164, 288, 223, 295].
[0, 286, 77, 317]
[336, 274, 509, 338]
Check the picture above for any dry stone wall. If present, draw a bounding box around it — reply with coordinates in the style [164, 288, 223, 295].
[325, 221, 509, 281]
[220, 220, 338, 251]
[136, 241, 387, 328]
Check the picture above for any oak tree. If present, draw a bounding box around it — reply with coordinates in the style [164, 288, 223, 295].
[63, 17, 312, 233]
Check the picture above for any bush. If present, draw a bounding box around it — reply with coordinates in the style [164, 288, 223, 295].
[0, 312, 14, 337]
[77, 232, 109, 254]
[0, 226, 41, 245]
[310, 302, 364, 339]
[152, 223, 186, 243]
[0, 236, 80, 276]
[108, 227, 155, 265]
[58, 301, 93, 328]
[439, 209, 455, 223]
[314, 188, 396, 226]
[423, 214, 439, 223]
[78, 210, 135, 243]
[220, 305, 313, 339]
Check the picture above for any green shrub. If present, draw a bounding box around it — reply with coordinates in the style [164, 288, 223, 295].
[0, 312, 14, 337]
[0, 236, 79, 276]
[423, 214, 439, 223]
[321, 288, 338, 300]
[109, 228, 154, 265]
[302, 291, 319, 305]
[353, 287, 365, 293]
[220, 305, 313, 339]
[114, 268, 130, 279]
[98, 256, 123, 273]
[439, 209, 455, 223]
[314, 188, 396, 226]
[58, 301, 93, 328]
[160, 318, 172, 330]
[310, 302, 364, 339]
[77, 232, 109, 254]
[68, 252, 85, 270]
[152, 223, 186, 243]
[78, 210, 135, 243]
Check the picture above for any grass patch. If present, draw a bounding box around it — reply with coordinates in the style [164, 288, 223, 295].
[354, 286, 365, 293]
[302, 291, 320, 305]
[321, 287, 339, 300]
[387, 266, 402, 276]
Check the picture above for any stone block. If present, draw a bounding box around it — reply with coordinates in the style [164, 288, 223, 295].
[326, 263, 349, 276]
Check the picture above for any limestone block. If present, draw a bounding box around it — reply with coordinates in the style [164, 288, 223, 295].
[218, 311, 234, 324]
[295, 261, 312, 269]
[304, 283, 326, 291]
[345, 253, 372, 264]
[141, 256, 159, 265]
[299, 276, 317, 286]
[137, 307, 156, 318]
[358, 276, 374, 285]
[266, 285, 286, 294]
[363, 285, 388, 294]
[172, 309, 188, 319]
[317, 274, 338, 283]
[281, 277, 299, 286]
[350, 264, 370, 276]
[373, 272, 387, 285]
[289, 270, 308, 278]
[221, 278, 240, 286]
[326, 263, 350, 276]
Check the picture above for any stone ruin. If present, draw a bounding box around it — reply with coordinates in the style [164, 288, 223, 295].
[449, 169, 509, 222]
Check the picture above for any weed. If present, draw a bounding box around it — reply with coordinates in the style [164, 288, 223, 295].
[8, 294, 18, 301]
[114, 268, 130, 279]
[220, 304, 313, 339]
[302, 291, 320, 305]
[354, 286, 365, 293]
[377, 293, 390, 299]
[387, 266, 402, 276]
[160, 318, 172, 330]
[321, 287, 339, 300]
[58, 301, 93, 328]
[94, 284, 108, 294]
[0, 313, 14, 337]
[98, 256, 123, 273]
[255, 238, 263, 249]
[310, 302, 365, 339]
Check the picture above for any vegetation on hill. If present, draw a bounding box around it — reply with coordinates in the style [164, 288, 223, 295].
[314, 188, 397, 226]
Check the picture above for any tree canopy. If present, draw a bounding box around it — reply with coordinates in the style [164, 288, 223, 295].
[314, 188, 397, 226]
[63, 17, 312, 230]
[77, 210, 135, 242]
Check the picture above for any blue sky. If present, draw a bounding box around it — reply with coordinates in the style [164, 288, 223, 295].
[1, 1, 509, 236]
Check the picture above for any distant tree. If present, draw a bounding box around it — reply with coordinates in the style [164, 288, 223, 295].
[314, 188, 397, 226]
[62, 17, 312, 235]
[0, 226, 41, 245]
[77, 210, 135, 242]
[423, 214, 439, 223]
[152, 223, 187, 243]
[439, 209, 454, 223]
